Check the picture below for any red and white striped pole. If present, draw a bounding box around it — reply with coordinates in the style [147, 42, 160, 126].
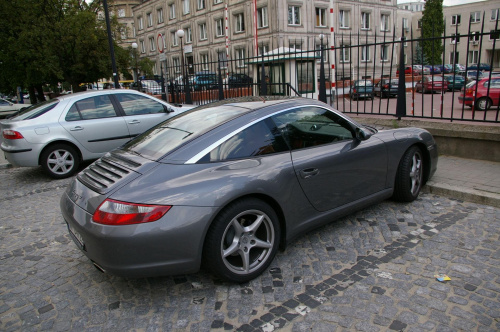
[329, 0, 336, 101]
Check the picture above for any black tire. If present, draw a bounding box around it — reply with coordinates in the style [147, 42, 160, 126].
[203, 198, 280, 283]
[40, 144, 80, 179]
[475, 97, 492, 111]
[393, 146, 424, 202]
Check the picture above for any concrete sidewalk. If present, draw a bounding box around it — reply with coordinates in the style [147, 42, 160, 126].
[1, 150, 499, 207]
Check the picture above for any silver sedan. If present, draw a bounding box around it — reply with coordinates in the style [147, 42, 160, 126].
[60, 97, 438, 282]
[1, 89, 193, 178]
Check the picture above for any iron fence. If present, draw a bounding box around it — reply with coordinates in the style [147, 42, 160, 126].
[135, 11, 499, 123]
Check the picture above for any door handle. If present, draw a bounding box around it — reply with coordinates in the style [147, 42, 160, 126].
[128, 120, 140, 124]
[70, 126, 83, 131]
[299, 168, 319, 179]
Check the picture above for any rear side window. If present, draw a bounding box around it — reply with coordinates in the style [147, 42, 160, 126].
[12, 100, 59, 120]
[65, 95, 117, 121]
[198, 118, 288, 162]
[114, 93, 166, 116]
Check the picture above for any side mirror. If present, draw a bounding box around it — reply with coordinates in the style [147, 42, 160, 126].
[356, 127, 372, 141]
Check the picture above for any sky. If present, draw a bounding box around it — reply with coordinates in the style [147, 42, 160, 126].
[397, 0, 486, 6]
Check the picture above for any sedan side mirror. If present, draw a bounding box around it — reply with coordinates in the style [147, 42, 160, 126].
[355, 127, 372, 141]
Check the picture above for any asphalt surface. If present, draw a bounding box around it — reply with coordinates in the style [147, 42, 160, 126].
[0, 156, 499, 331]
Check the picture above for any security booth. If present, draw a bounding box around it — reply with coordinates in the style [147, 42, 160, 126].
[248, 47, 321, 100]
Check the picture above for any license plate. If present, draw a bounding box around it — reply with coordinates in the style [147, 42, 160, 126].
[67, 223, 84, 249]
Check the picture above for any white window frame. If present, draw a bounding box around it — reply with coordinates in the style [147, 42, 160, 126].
[381, 45, 389, 62]
[450, 51, 459, 64]
[258, 7, 268, 28]
[186, 27, 192, 43]
[183, 0, 190, 15]
[339, 45, 350, 63]
[492, 9, 499, 21]
[235, 13, 245, 33]
[258, 44, 269, 56]
[451, 14, 461, 25]
[215, 18, 224, 37]
[118, 9, 125, 18]
[173, 58, 181, 73]
[147, 13, 153, 27]
[138, 17, 144, 30]
[171, 32, 178, 46]
[361, 12, 370, 30]
[361, 45, 370, 62]
[470, 31, 480, 42]
[236, 48, 246, 68]
[288, 6, 301, 26]
[403, 18, 408, 29]
[468, 50, 479, 64]
[140, 40, 146, 53]
[214, 0, 223, 3]
[470, 11, 481, 23]
[316, 8, 327, 28]
[451, 33, 461, 44]
[157, 8, 164, 24]
[169, 3, 176, 19]
[198, 0, 205, 10]
[201, 54, 209, 70]
[339, 10, 350, 29]
[381, 14, 390, 32]
[199, 23, 207, 40]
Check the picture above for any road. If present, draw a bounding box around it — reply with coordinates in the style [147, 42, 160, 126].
[0, 165, 499, 331]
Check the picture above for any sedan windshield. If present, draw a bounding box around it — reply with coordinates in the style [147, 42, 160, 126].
[122, 105, 247, 160]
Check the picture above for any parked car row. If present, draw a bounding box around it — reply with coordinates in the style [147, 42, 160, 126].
[459, 77, 500, 111]
[171, 72, 254, 91]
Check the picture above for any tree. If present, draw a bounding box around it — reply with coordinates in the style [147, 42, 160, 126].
[421, 0, 444, 65]
[0, 0, 131, 102]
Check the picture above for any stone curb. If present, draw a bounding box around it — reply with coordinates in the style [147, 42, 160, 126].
[423, 182, 500, 208]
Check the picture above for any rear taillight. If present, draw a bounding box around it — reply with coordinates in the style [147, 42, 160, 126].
[93, 199, 171, 225]
[353, 88, 357, 93]
[3, 130, 24, 140]
[383, 84, 389, 89]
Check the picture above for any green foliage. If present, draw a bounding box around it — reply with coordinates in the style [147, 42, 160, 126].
[0, 0, 132, 99]
[414, 42, 427, 65]
[421, 0, 444, 65]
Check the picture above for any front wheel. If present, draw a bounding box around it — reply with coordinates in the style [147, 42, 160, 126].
[203, 198, 280, 283]
[475, 97, 492, 111]
[40, 144, 80, 179]
[393, 146, 424, 202]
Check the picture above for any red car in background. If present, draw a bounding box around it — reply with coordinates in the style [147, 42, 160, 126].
[459, 77, 500, 111]
[397, 66, 413, 75]
[415, 76, 448, 94]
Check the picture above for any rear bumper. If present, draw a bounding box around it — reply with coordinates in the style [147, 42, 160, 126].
[458, 96, 473, 105]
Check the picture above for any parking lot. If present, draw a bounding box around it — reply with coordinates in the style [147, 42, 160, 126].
[0, 163, 499, 331]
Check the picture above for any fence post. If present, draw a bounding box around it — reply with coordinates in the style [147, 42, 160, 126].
[396, 35, 407, 120]
[217, 56, 224, 101]
[161, 64, 167, 101]
[318, 35, 327, 103]
[260, 53, 267, 96]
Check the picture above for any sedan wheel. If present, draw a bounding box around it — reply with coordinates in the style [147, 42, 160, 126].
[204, 198, 280, 282]
[41, 144, 80, 179]
[475, 97, 492, 111]
[393, 146, 424, 202]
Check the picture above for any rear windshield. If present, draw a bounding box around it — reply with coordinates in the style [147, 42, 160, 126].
[11, 100, 59, 120]
[121, 105, 246, 160]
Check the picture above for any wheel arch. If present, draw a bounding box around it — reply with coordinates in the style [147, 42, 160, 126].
[38, 140, 83, 166]
[410, 142, 432, 185]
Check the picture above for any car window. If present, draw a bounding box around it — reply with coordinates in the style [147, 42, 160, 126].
[65, 95, 117, 121]
[198, 118, 288, 162]
[272, 106, 354, 150]
[12, 100, 59, 120]
[115, 93, 166, 116]
[485, 79, 500, 88]
[0, 99, 11, 106]
[390, 80, 399, 85]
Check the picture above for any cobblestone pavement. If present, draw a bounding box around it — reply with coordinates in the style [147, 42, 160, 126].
[1, 166, 499, 332]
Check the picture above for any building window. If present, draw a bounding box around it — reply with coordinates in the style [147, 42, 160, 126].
[297, 61, 314, 94]
[120, 27, 127, 40]
[198, 0, 205, 10]
[339, 45, 350, 63]
[316, 43, 328, 62]
[235, 13, 245, 32]
[339, 10, 350, 29]
[157, 8, 164, 24]
[451, 33, 461, 43]
[199, 23, 207, 40]
[449, 51, 459, 64]
[469, 31, 480, 42]
[288, 6, 301, 25]
[289, 42, 302, 50]
[215, 18, 224, 37]
[169, 3, 176, 19]
[468, 50, 479, 63]
[417, 20, 422, 29]
[236, 49, 246, 67]
[451, 14, 461, 25]
[470, 11, 481, 23]
[361, 12, 370, 30]
[147, 13, 153, 27]
[403, 18, 408, 29]
[186, 27, 192, 43]
[183, 0, 190, 15]
[149, 36, 156, 51]
[381, 14, 390, 32]
[138, 17, 144, 30]
[140, 40, 146, 53]
[214, 0, 223, 4]
[258, 44, 269, 56]
[492, 9, 499, 21]
[361, 45, 370, 62]
[316, 8, 327, 27]
[201, 54, 209, 70]
[171, 31, 178, 46]
[258, 7, 268, 28]
[381, 45, 389, 61]
[118, 9, 125, 18]
[173, 58, 181, 73]
[490, 29, 500, 40]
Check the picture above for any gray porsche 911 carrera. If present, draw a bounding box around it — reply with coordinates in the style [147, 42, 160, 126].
[60, 97, 437, 282]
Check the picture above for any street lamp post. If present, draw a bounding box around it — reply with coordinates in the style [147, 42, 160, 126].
[176, 29, 192, 104]
[131, 42, 139, 88]
[318, 34, 327, 103]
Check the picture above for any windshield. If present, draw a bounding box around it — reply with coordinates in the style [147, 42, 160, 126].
[122, 105, 247, 160]
[356, 81, 373, 86]
[11, 100, 59, 120]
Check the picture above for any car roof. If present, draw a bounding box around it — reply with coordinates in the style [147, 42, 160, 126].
[54, 89, 154, 102]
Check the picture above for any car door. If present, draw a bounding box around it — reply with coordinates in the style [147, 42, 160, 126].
[60, 94, 131, 153]
[114, 93, 171, 137]
[272, 106, 387, 212]
[486, 78, 500, 106]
